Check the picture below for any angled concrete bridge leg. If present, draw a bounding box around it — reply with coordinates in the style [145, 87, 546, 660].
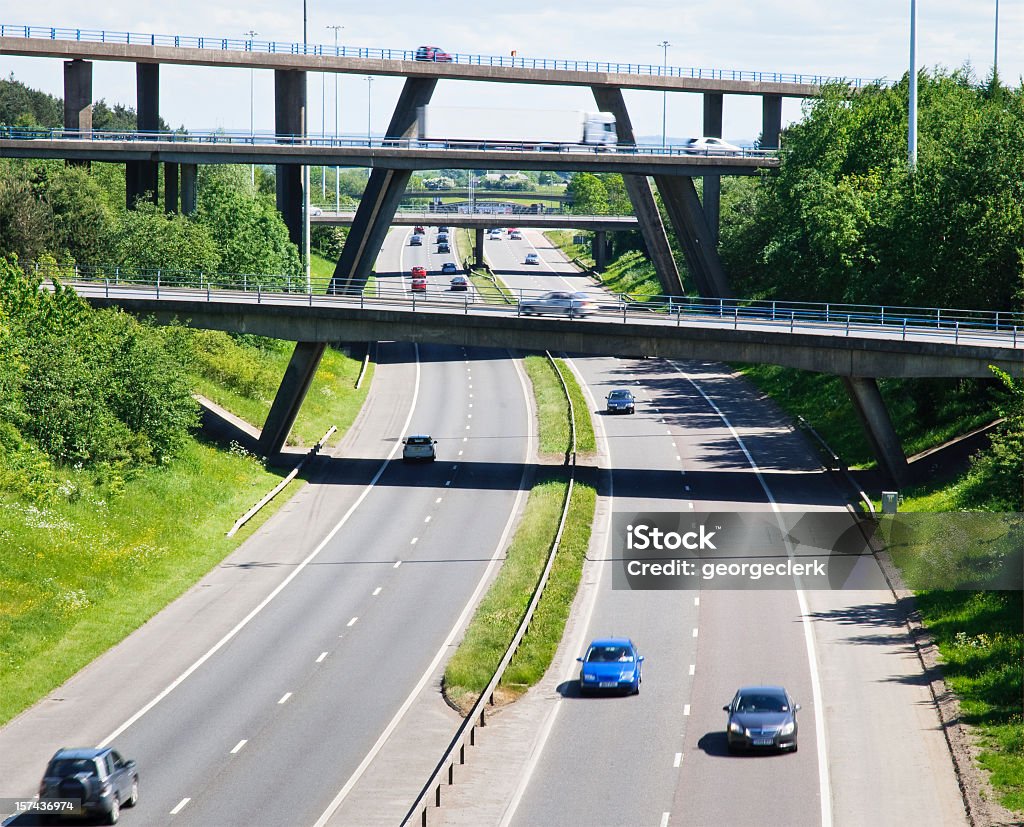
[653, 174, 731, 298]
[842, 376, 910, 486]
[331, 78, 437, 294]
[275, 69, 307, 247]
[702, 92, 723, 245]
[127, 63, 159, 208]
[258, 341, 327, 458]
[590, 86, 684, 296]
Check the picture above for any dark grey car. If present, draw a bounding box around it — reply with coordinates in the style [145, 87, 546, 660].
[39, 746, 138, 823]
[724, 686, 800, 753]
[605, 389, 636, 414]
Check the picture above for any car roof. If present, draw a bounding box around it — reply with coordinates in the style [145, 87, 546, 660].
[587, 637, 634, 648]
[736, 685, 789, 695]
[407, 434, 432, 440]
[52, 747, 108, 760]
[608, 389, 633, 395]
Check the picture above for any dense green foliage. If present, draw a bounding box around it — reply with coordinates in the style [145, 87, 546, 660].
[721, 72, 1024, 310]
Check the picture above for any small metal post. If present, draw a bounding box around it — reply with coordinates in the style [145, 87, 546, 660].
[734, 305, 739, 329]
[257, 284, 261, 303]
[156, 269, 160, 298]
[903, 318, 907, 340]
[1014, 325, 1018, 347]
[104, 277, 109, 298]
[955, 321, 959, 343]
[771, 300, 776, 320]
[846, 314, 851, 336]
[790, 311, 795, 332]
[825, 303, 830, 323]
[243, 273, 247, 292]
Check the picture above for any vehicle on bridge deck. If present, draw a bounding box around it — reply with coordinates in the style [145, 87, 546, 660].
[409, 266, 427, 279]
[410, 234, 423, 246]
[441, 262, 459, 275]
[414, 225, 426, 234]
[402, 435, 437, 462]
[683, 136, 743, 155]
[724, 686, 800, 753]
[437, 241, 451, 253]
[415, 45, 452, 62]
[417, 105, 617, 150]
[411, 274, 427, 291]
[605, 389, 636, 414]
[577, 637, 643, 695]
[449, 275, 469, 291]
[509, 229, 523, 239]
[519, 290, 596, 318]
[524, 252, 540, 265]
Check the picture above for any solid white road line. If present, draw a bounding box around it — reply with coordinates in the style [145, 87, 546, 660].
[313, 353, 536, 827]
[671, 361, 833, 827]
[96, 346, 424, 749]
[170, 798, 190, 815]
[316, 651, 329, 662]
[278, 692, 292, 704]
[230, 739, 247, 754]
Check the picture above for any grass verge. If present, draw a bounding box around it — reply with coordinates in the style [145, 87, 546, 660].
[442, 354, 598, 712]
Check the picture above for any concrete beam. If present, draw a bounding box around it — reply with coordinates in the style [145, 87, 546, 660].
[702, 92, 723, 245]
[591, 85, 684, 296]
[180, 163, 197, 214]
[126, 63, 159, 208]
[275, 70, 306, 246]
[258, 341, 327, 457]
[762, 94, 782, 149]
[654, 175, 731, 298]
[63, 59, 92, 133]
[164, 162, 179, 213]
[331, 78, 437, 293]
[842, 376, 910, 486]
[592, 230, 608, 271]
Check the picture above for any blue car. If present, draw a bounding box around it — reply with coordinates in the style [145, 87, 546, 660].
[577, 637, 643, 695]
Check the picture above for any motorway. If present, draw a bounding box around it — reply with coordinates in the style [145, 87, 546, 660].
[442, 229, 966, 826]
[0, 229, 529, 825]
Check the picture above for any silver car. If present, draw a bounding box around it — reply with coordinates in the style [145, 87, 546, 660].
[402, 435, 437, 462]
[518, 291, 596, 318]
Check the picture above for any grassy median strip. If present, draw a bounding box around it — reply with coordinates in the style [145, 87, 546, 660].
[0, 343, 372, 726]
[443, 355, 597, 712]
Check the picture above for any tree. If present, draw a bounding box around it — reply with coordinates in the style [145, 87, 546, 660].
[111, 201, 221, 275]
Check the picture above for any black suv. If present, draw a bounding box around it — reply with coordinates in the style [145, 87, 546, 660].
[39, 747, 138, 824]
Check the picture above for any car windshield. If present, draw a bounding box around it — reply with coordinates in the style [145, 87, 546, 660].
[407, 436, 431, 445]
[48, 758, 98, 777]
[587, 645, 633, 663]
[736, 693, 788, 712]
[608, 391, 632, 400]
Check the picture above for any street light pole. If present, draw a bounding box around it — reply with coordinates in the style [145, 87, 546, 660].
[659, 40, 671, 149]
[302, 0, 310, 290]
[994, 0, 1000, 77]
[327, 24, 344, 212]
[908, 0, 917, 170]
[365, 76, 374, 142]
[245, 30, 257, 187]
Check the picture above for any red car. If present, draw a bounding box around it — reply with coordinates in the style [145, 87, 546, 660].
[415, 45, 453, 63]
[414, 225, 426, 234]
[410, 266, 427, 279]
[411, 275, 427, 291]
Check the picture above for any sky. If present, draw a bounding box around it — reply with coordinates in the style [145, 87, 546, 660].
[0, 1, 1018, 144]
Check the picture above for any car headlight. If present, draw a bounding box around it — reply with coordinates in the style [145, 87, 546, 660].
[728, 721, 744, 734]
[619, 671, 635, 681]
[780, 721, 795, 736]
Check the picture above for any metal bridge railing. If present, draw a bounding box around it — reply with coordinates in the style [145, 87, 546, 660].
[0, 23, 887, 89]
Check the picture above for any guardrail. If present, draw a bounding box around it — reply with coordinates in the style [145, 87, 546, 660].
[33, 262, 1024, 347]
[0, 126, 779, 159]
[0, 23, 886, 88]
[402, 351, 577, 826]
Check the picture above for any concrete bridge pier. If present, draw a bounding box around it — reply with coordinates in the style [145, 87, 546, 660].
[164, 162, 178, 213]
[181, 164, 197, 215]
[63, 59, 92, 168]
[702, 92, 723, 245]
[330, 77, 437, 294]
[258, 341, 327, 457]
[474, 228, 485, 267]
[654, 175, 731, 298]
[590, 86, 684, 296]
[275, 70, 306, 247]
[592, 230, 609, 271]
[762, 94, 782, 149]
[842, 376, 910, 486]
[126, 63, 160, 207]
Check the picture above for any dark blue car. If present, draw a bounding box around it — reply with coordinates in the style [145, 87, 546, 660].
[577, 637, 643, 695]
[724, 685, 800, 753]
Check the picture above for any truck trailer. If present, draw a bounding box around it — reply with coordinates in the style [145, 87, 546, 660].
[416, 105, 617, 150]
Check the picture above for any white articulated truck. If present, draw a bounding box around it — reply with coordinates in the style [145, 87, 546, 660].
[416, 105, 617, 150]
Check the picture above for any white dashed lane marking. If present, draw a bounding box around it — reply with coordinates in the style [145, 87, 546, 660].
[393, 560, 402, 569]
[372, 587, 382, 596]
[230, 739, 247, 754]
[316, 652, 328, 662]
[170, 798, 190, 815]
[278, 692, 292, 704]
[673, 752, 682, 767]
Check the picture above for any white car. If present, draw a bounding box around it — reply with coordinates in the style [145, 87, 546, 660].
[309, 206, 323, 216]
[402, 435, 437, 462]
[524, 252, 540, 265]
[682, 137, 743, 155]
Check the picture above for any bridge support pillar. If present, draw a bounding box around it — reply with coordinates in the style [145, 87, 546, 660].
[126, 63, 160, 208]
[63, 59, 92, 134]
[258, 341, 327, 457]
[474, 228, 485, 267]
[654, 175, 731, 298]
[762, 94, 782, 149]
[181, 164, 198, 215]
[842, 376, 910, 486]
[590, 86, 684, 296]
[702, 92, 723, 246]
[592, 230, 608, 271]
[331, 78, 437, 293]
[164, 162, 179, 213]
[275, 70, 306, 247]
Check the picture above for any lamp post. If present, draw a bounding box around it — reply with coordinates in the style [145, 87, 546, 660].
[658, 40, 671, 149]
[365, 76, 374, 142]
[994, 0, 1000, 77]
[908, 0, 917, 170]
[327, 24, 344, 212]
[245, 30, 257, 187]
[302, 0, 310, 289]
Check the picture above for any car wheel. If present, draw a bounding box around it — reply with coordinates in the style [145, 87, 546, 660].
[106, 796, 120, 825]
[127, 777, 139, 807]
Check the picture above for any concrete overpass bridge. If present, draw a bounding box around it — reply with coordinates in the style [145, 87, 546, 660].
[0, 23, 824, 300]
[65, 277, 1022, 485]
